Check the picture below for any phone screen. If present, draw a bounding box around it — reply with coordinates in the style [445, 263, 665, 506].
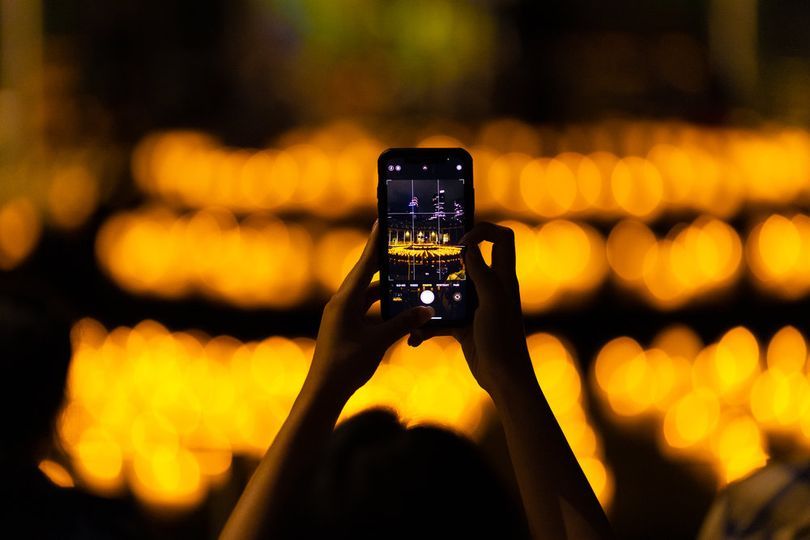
[378, 149, 473, 325]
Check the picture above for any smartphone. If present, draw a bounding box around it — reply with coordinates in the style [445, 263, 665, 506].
[377, 148, 475, 327]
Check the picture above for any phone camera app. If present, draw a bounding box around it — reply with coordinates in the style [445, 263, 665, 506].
[385, 177, 467, 321]
[420, 290, 435, 304]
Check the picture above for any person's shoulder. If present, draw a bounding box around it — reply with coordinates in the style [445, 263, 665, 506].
[698, 460, 810, 540]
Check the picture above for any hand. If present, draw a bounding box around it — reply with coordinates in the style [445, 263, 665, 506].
[306, 221, 434, 401]
[409, 222, 533, 395]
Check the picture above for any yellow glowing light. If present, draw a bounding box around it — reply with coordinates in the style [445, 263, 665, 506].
[767, 326, 807, 374]
[519, 158, 577, 217]
[747, 213, 810, 299]
[96, 208, 313, 308]
[647, 144, 695, 206]
[579, 457, 610, 505]
[192, 445, 232, 478]
[708, 326, 760, 403]
[697, 218, 742, 283]
[750, 370, 807, 428]
[646, 348, 691, 412]
[72, 427, 124, 492]
[469, 146, 498, 212]
[125, 124, 810, 225]
[486, 219, 607, 312]
[527, 334, 581, 417]
[606, 219, 655, 283]
[662, 389, 719, 448]
[0, 198, 41, 269]
[417, 135, 464, 148]
[286, 144, 331, 209]
[562, 420, 598, 458]
[487, 153, 532, 213]
[641, 241, 686, 308]
[103, 163, 810, 312]
[757, 215, 802, 278]
[39, 459, 75, 488]
[652, 325, 703, 362]
[594, 337, 644, 394]
[607, 215, 742, 308]
[64, 319, 614, 509]
[47, 165, 99, 229]
[478, 118, 542, 155]
[131, 447, 204, 508]
[498, 219, 557, 311]
[605, 350, 655, 416]
[594, 325, 805, 486]
[573, 154, 603, 210]
[536, 220, 592, 286]
[610, 157, 664, 219]
[315, 228, 369, 293]
[130, 412, 180, 457]
[587, 151, 620, 213]
[709, 415, 767, 484]
[240, 150, 297, 210]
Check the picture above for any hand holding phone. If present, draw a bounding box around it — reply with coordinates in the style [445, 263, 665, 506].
[377, 148, 475, 327]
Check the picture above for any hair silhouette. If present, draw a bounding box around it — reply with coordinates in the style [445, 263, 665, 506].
[295, 408, 530, 540]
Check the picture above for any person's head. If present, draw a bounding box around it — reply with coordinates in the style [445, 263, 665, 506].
[0, 286, 72, 466]
[303, 408, 529, 540]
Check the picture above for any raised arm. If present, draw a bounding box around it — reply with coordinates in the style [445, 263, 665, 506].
[410, 222, 613, 540]
[220, 222, 433, 540]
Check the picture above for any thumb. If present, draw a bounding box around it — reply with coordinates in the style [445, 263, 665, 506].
[375, 306, 434, 348]
[463, 242, 492, 286]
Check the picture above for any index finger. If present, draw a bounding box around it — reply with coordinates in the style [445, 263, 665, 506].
[459, 222, 516, 282]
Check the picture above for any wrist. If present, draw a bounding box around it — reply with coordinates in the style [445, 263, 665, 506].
[482, 352, 538, 402]
[298, 372, 354, 413]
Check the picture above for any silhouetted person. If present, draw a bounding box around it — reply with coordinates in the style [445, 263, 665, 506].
[0, 287, 142, 539]
[301, 408, 529, 539]
[222, 222, 614, 540]
[699, 459, 810, 539]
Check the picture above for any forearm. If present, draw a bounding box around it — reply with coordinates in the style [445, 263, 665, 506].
[489, 370, 612, 540]
[220, 377, 349, 540]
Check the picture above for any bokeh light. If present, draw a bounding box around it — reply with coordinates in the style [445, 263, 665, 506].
[62, 319, 613, 509]
[95, 207, 314, 307]
[747, 213, 810, 299]
[0, 198, 41, 270]
[592, 324, 810, 486]
[130, 122, 810, 221]
[607, 216, 742, 308]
